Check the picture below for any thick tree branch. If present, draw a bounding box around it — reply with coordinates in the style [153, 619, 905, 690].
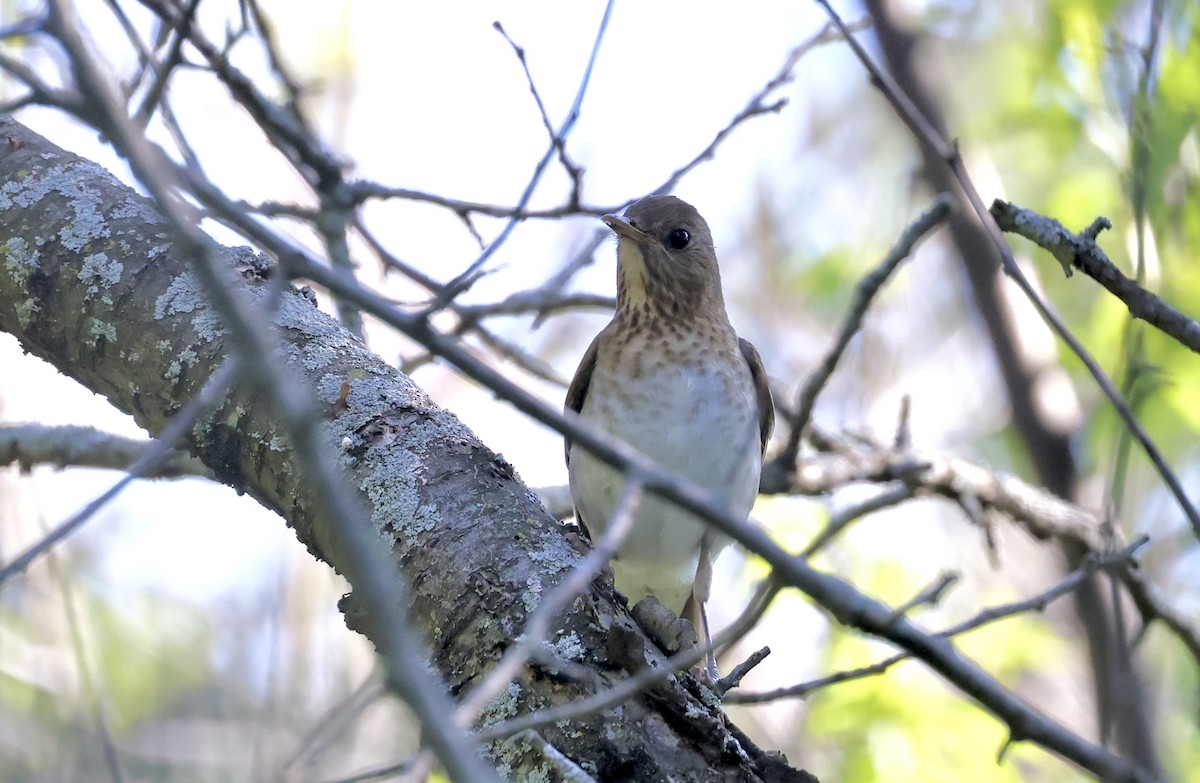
[0, 118, 807, 781]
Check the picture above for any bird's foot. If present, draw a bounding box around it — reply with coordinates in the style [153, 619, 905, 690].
[630, 596, 697, 655]
[690, 661, 719, 688]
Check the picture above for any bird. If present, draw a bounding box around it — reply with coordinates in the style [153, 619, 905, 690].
[564, 194, 773, 674]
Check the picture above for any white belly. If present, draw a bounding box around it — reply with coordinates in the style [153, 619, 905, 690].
[568, 353, 762, 613]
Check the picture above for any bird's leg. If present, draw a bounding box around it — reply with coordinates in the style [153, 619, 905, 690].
[690, 534, 719, 679]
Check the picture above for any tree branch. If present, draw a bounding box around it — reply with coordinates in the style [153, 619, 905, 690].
[0, 116, 807, 782]
[991, 199, 1200, 354]
[0, 422, 214, 479]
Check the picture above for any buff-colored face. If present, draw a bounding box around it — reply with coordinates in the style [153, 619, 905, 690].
[603, 195, 722, 317]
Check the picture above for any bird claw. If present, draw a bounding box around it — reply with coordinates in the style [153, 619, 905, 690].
[630, 596, 698, 655]
[690, 662, 719, 688]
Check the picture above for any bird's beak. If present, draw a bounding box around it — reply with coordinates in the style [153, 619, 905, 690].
[602, 213, 651, 242]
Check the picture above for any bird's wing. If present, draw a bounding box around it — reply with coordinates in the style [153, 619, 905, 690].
[564, 330, 605, 467]
[738, 337, 775, 456]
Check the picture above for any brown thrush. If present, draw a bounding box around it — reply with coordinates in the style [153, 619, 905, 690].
[565, 194, 774, 673]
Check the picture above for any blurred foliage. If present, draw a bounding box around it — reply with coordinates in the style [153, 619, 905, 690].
[768, 1, 1200, 782]
[804, 622, 1087, 783]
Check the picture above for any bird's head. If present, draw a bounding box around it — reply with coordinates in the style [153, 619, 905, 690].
[603, 195, 725, 321]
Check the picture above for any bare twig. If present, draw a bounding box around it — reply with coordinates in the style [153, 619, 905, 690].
[49, 541, 127, 783]
[354, 217, 573, 385]
[349, 18, 867, 227]
[991, 199, 1200, 354]
[479, 580, 783, 743]
[790, 432, 1200, 670]
[727, 539, 1148, 704]
[714, 646, 772, 697]
[802, 483, 916, 557]
[887, 571, 959, 624]
[793, 433, 1110, 552]
[0, 360, 239, 585]
[131, 0, 199, 126]
[493, 21, 585, 205]
[654, 17, 872, 197]
[813, 0, 1200, 541]
[0, 423, 214, 479]
[432, 0, 616, 307]
[457, 479, 644, 727]
[763, 195, 952, 492]
[345, 184, 614, 219]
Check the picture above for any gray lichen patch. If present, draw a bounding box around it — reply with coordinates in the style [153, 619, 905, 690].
[14, 298, 40, 330]
[478, 681, 522, 727]
[153, 271, 228, 341]
[2, 237, 39, 284]
[0, 161, 114, 251]
[88, 317, 117, 344]
[546, 631, 585, 662]
[522, 574, 543, 612]
[290, 338, 340, 373]
[360, 449, 426, 537]
[275, 287, 344, 341]
[164, 347, 201, 381]
[110, 196, 167, 225]
[78, 252, 123, 297]
[154, 272, 206, 318]
[190, 307, 229, 342]
[527, 538, 577, 576]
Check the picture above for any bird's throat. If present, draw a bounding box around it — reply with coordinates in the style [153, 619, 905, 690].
[615, 240, 649, 308]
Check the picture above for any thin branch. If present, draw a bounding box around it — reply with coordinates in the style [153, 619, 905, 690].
[493, 21, 585, 205]
[790, 431, 1200, 670]
[134, 0, 344, 187]
[456, 291, 613, 322]
[653, 17, 872, 197]
[479, 580, 783, 744]
[813, 0, 1200, 541]
[353, 217, 571, 385]
[131, 0, 199, 126]
[49, 537, 127, 783]
[432, 0, 616, 307]
[802, 483, 916, 557]
[345, 183, 614, 219]
[887, 571, 959, 624]
[991, 199, 1200, 354]
[0, 423, 215, 480]
[728, 539, 1148, 704]
[457, 479, 645, 728]
[349, 18, 864, 242]
[0, 361, 239, 584]
[713, 646, 772, 697]
[792, 432, 1110, 551]
[764, 194, 953, 491]
[392, 478, 646, 781]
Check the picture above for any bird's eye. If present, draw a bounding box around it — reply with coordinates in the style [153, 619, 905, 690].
[667, 228, 690, 250]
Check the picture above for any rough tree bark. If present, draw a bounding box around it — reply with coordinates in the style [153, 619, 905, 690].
[0, 118, 814, 782]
